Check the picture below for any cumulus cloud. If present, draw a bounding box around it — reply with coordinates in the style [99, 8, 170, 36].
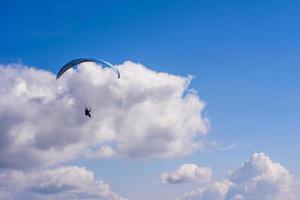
[161, 163, 212, 184]
[0, 61, 208, 169]
[0, 166, 127, 200]
[180, 180, 232, 200]
[179, 153, 299, 200]
[226, 153, 298, 200]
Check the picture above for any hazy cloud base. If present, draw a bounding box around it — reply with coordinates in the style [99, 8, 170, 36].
[0, 166, 128, 200]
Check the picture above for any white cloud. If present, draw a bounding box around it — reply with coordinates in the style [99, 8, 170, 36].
[179, 153, 299, 200]
[179, 180, 232, 200]
[226, 153, 298, 200]
[161, 163, 212, 184]
[0, 61, 208, 169]
[0, 166, 127, 200]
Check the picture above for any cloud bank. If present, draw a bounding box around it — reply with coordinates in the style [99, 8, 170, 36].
[0, 61, 208, 169]
[179, 153, 299, 200]
[161, 163, 212, 184]
[0, 166, 127, 200]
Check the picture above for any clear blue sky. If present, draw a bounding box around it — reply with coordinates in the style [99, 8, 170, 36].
[1, 0, 299, 199]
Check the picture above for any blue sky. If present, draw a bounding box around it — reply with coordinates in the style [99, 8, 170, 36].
[1, 1, 300, 199]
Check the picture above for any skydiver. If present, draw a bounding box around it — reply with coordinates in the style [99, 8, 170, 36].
[85, 107, 91, 118]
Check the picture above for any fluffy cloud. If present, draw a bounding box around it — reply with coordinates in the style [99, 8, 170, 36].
[227, 153, 298, 200]
[179, 153, 299, 200]
[0, 61, 208, 169]
[0, 166, 127, 200]
[180, 180, 232, 200]
[161, 163, 212, 184]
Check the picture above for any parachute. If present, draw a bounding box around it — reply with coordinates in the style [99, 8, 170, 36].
[56, 58, 120, 79]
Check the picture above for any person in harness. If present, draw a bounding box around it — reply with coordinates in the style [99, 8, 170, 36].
[85, 107, 92, 118]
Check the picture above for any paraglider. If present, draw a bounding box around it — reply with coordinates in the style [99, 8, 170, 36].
[85, 107, 92, 118]
[56, 58, 120, 79]
[56, 58, 120, 118]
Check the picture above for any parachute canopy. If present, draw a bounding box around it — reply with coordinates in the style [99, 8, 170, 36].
[56, 58, 120, 79]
